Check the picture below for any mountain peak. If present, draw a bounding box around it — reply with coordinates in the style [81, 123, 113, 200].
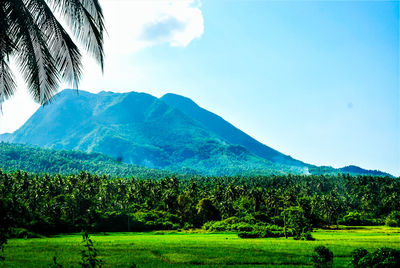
[2, 89, 389, 176]
[161, 93, 199, 109]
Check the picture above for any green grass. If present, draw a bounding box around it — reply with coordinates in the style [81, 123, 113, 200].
[2, 226, 400, 267]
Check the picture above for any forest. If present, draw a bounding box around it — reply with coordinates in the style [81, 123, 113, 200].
[1, 170, 399, 237]
[1, 171, 400, 266]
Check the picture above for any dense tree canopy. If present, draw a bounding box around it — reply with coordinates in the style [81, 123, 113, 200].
[1, 170, 399, 237]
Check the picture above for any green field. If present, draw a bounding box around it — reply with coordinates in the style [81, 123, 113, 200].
[2, 226, 400, 267]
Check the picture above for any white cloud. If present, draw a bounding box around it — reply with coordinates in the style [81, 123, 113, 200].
[101, 0, 204, 53]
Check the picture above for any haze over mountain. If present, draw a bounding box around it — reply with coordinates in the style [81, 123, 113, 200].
[0, 89, 390, 176]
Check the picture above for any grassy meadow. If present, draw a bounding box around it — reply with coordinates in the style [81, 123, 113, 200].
[2, 226, 400, 267]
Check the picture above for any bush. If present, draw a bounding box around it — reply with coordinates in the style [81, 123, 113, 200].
[253, 211, 270, 222]
[283, 206, 312, 239]
[237, 232, 263, 238]
[94, 212, 132, 232]
[230, 222, 254, 232]
[351, 248, 369, 268]
[339, 211, 377, 226]
[204, 218, 296, 239]
[197, 198, 220, 224]
[385, 211, 400, 227]
[311, 246, 333, 268]
[80, 232, 103, 267]
[300, 231, 315, 241]
[202, 220, 230, 232]
[202, 219, 254, 232]
[94, 210, 181, 232]
[223, 217, 241, 224]
[351, 247, 400, 268]
[7, 228, 42, 239]
[238, 228, 290, 239]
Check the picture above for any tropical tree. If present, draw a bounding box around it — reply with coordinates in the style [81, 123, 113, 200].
[0, 0, 105, 105]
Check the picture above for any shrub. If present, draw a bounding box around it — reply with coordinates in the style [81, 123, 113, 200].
[300, 231, 315, 241]
[237, 232, 262, 238]
[340, 211, 377, 226]
[230, 222, 254, 232]
[222, 217, 240, 224]
[132, 210, 181, 231]
[197, 198, 220, 224]
[49, 256, 62, 268]
[7, 228, 42, 239]
[385, 211, 400, 227]
[202, 219, 254, 232]
[94, 210, 181, 232]
[80, 232, 103, 268]
[283, 206, 312, 239]
[351, 248, 369, 268]
[351, 247, 400, 268]
[253, 211, 270, 222]
[238, 228, 289, 239]
[311, 246, 333, 268]
[202, 220, 230, 232]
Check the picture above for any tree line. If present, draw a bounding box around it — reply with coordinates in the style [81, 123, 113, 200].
[1, 170, 399, 238]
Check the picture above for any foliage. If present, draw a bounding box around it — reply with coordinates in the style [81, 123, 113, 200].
[1, 90, 391, 178]
[300, 231, 315, 241]
[339, 211, 377, 226]
[80, 232, 103, 268]
[0, 143, 171, 179]
[351, 248, 369, 267]
[0, 0, 104, 105]
[283, 206, 312, 239]
[7, 228, 42, 239]
[203, 217, 292, 238]
[0, 170, 399, 236]
[311, 246, 333, 268]
[197, 198, 220, 224]
[351, 247, 400, 268]
[50, 256, 63, 268]
[0, 198, 11, 261]
[385, 211, 400, 227]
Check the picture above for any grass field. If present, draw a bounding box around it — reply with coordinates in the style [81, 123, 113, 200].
[2, 226, 400, 267]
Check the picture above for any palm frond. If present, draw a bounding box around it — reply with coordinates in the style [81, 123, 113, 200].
[0, 58, 16, 105]
[31, 0, 83, 88]
[0, 1, 17, 105]
[10, 0, 59, 104]
[0, 0, 105, 105]
[49, 0, 105, 71]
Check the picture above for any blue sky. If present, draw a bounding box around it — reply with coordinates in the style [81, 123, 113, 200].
[0, 0, 399, 175]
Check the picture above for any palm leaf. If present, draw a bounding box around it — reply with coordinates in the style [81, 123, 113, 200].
[10, 0, 59, 104]
[0, 0, 105, 105]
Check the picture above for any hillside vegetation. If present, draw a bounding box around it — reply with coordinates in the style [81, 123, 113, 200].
[0, 143, 170, 179]
[1, 89, 389, 177]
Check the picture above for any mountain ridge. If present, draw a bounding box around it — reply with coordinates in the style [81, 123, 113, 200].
[0, 89, 391, 177]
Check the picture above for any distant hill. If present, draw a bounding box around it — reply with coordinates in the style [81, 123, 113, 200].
[0, 143, 171, 178]
[0, 89, 391, 177]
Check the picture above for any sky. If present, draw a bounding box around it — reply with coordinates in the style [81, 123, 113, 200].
[0, 0, 399, 176]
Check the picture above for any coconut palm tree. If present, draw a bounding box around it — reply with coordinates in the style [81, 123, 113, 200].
[0, 0, 105, 105]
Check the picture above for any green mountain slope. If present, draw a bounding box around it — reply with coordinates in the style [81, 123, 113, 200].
[3, 90, 306, 175]
[0, 143, 171, 178]
[161, 93, 305, 167]
[0, 89, 390, 176]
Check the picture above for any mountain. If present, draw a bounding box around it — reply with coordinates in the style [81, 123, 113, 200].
[0, 142, 171, 178]
[161, 93, 305, 167]
[0, 89, 390, 177]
